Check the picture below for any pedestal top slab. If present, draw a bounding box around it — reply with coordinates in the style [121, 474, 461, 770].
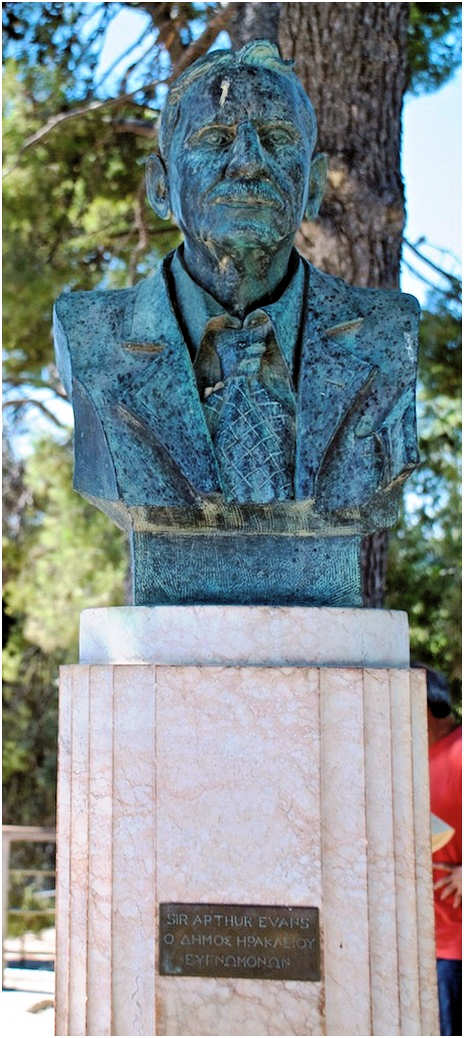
[80, 606, 409, 667]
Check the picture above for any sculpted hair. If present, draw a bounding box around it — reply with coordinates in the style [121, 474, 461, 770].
[159, 39, 317, 158]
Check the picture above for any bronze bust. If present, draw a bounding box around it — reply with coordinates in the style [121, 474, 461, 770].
[54, 41, 419, 606]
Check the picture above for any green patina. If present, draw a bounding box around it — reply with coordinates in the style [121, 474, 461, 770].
[53, 41, 420, 606]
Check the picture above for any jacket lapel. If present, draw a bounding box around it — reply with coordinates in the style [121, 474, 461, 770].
[119, 257, 220, 496]
[296, 263, 377, 499]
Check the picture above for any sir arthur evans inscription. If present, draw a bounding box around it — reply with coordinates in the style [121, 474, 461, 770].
[159, 903, 320, 981]
[54, 40, 419, 607]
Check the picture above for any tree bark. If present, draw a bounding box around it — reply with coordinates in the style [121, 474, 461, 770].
[232, 3, 409, 605]
[279, 2, 408, 289]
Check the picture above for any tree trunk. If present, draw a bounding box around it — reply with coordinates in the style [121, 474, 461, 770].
[229, 2, 280, 48]
[231, 2, 409, 605]
[279, 2, 408, 288]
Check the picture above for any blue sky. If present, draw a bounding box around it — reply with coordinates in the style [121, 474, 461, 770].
[401, 70, 461, 302]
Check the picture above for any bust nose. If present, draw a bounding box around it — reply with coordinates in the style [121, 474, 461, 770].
[226, 121, 266, 178]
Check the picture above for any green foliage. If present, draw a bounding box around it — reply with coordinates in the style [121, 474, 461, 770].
[3, 54, 180, 393]
[3, 2, 121, 108]
[3, 437, 126, 825]
[386, 294, 461, 698]
[3, 632, 60, 826]
[408, 3, 462, 93]
[5, 439, 127, 652]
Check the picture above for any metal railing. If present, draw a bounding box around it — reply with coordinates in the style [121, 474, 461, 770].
[2, 825, 56, 984]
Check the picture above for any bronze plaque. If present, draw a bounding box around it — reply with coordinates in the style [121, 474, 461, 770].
[159, 903, 320, 981]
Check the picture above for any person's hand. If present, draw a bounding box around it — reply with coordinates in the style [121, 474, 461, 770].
[434, 864, 462, 908]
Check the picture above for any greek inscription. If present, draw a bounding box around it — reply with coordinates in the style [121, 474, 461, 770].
[159, 903, 320, 981]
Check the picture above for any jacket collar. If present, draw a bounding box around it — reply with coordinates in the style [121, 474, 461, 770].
[169, 246, 305, 376]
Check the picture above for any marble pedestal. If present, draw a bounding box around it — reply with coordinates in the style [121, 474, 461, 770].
[55, 607, 438, 1036]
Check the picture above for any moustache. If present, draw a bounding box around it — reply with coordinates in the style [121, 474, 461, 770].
[206, 180, 284, 210]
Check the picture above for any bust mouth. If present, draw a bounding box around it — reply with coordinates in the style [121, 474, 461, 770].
[208, 181, 283, 210]
[213, 195, 276, 208]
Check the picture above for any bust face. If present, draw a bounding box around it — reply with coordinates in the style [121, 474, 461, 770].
[166, 64, 315, 252]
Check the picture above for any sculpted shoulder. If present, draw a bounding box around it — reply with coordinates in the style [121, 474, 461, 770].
[53, 283, 136, 343]
[308, 261, 420, 322]
[53, 273, 158, 394]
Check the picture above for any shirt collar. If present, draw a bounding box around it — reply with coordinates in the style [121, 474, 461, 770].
[170, 246, 305, 372]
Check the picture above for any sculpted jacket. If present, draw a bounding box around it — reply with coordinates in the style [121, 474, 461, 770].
[53, 251, 420, 532]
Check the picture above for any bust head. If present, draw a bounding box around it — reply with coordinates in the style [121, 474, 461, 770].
[147, 41, 327, 257]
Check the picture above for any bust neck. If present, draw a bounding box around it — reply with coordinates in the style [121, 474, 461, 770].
[182, 235, 294, 320]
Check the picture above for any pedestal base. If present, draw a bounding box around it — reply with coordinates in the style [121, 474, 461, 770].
[79, 604, 409, 668]
[56, 613, 438, 1035]
[130, 531, 363, 606]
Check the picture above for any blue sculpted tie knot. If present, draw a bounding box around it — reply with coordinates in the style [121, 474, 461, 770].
[210, 312, 269, 381]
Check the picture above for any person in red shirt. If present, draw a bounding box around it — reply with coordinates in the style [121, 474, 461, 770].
[426, 666, 462, 1037]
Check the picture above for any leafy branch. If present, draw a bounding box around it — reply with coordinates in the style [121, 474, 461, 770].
[402, 236, 462, 301]
[3, 2, 234, 177]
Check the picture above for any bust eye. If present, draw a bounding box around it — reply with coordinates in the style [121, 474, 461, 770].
[192, 127, 234, 149]
[261, 127, 293, 148]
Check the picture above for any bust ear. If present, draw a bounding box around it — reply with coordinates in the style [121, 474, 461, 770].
[305, 153, 328, 220]
[146, 154, 171, 220]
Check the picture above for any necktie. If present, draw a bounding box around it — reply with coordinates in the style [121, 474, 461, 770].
[196, 310, 295, 504]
